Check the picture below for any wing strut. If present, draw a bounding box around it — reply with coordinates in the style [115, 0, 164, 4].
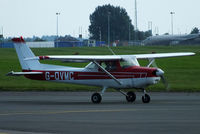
[147, 58, 155, 67]
[92, 60, 122, 85]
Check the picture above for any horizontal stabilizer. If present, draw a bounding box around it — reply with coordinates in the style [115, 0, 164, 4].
[6, 71, 43, 76]
[12, 36, 25, 43]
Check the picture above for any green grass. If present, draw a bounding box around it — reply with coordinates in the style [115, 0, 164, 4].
[0, 45, 200, 92]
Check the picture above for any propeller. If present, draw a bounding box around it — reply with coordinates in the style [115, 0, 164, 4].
[160, 73, 170, 91]
[148, 59, 170, 91]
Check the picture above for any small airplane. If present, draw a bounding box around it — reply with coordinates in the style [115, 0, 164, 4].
[7, 37, 195, 103]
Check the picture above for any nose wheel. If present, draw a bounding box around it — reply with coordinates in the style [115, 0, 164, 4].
[142, 89, 151, 103]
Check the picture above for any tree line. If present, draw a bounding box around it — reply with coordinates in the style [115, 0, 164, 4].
[88, 4, 152, 43]
[89, 5, 200, 44]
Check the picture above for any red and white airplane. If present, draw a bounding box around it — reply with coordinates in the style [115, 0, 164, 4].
[7, 37, 195, 103]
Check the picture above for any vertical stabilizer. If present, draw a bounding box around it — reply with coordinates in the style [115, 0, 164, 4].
[12, 37, 41, 70]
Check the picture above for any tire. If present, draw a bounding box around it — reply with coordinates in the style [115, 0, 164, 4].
[91, 93, 102, 104]
[142, 94, 151, 103]
[126, 91, 136, 102]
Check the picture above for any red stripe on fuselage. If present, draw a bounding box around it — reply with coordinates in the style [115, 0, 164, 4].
[22, 66, 158, 81]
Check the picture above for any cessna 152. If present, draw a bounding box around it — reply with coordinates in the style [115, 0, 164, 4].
[7, 37, 195, 103]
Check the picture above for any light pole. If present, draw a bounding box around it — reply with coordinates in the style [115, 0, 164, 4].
[129, 20, 131, 42]
[107, 12, 115, 55]
[134, 0, 138, 31]
[134, 0, 138, 42]
[170, 12, 175, 35]
[56, 13, 60, 37]
[148, 21, 152, 36]
[56, 13, 60, 48]
[107, 12, 111, 46]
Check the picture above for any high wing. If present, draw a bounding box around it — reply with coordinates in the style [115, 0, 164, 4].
[25, 52, 195, 62]
[132, 52, 195, 59]
[25, 55, 122, 62]
[6, 71, 43, 76]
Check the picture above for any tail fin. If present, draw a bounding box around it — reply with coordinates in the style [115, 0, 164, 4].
[12, 37, 41, 70]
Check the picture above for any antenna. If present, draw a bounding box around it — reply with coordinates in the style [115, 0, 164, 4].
[134, 0, 138, 41]
[170, 12, 175, 35]
[107, 45, 116, 55]
[107, 11, 116, 55]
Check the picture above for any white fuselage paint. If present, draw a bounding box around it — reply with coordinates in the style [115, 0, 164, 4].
[44, 76, 160, 89]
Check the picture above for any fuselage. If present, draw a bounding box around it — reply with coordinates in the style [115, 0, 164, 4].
[23, 62, 160, 89]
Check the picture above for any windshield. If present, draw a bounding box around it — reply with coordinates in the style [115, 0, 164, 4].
[85, 62, 98, 71]
[85, 61, 118, 71]
[85, 62, 97, 69]
[85, 57, 140, 70]
[120, 57, 139, 68]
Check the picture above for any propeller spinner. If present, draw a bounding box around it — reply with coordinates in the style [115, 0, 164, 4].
[148, 59, 170, 90]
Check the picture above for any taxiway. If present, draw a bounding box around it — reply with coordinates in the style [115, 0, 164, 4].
[0, 92, 200, 134]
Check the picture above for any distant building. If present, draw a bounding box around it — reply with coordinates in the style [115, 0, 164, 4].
[27, 42, 54, 48]
[0, 35, 106, 48]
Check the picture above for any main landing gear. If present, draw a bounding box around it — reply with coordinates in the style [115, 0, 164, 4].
[91, 93, 102, 104]
[126, 91, 136, 102]
[91, 87, 107, 104]
[118, 90, 136, 102]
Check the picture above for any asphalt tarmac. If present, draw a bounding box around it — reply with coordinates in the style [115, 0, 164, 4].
[0, 92, 200, 134]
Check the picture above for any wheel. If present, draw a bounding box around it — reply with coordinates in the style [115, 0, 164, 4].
[126, 91, 136, 102]
[91, 93, 102, 104]
[142, 94, 151, 103]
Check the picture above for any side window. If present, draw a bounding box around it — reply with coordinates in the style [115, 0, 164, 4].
[101, 62, 107, 69]
[101, 61, 117, 71]
[120, 61, 130, 69]
[85, 62, 98, 72]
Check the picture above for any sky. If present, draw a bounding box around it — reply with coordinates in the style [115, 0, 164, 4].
[0, 0, 200, 38]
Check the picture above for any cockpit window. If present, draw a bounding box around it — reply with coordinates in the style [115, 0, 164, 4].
[85, 62, 98, 70]
[120, 57, 139, 68]
[101, 61, 117, 71]
[85, 57, 139, 71]
[85, 61, 118, 71]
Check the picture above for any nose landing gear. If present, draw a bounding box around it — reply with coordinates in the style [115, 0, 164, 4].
[142, 89, 151, 103]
